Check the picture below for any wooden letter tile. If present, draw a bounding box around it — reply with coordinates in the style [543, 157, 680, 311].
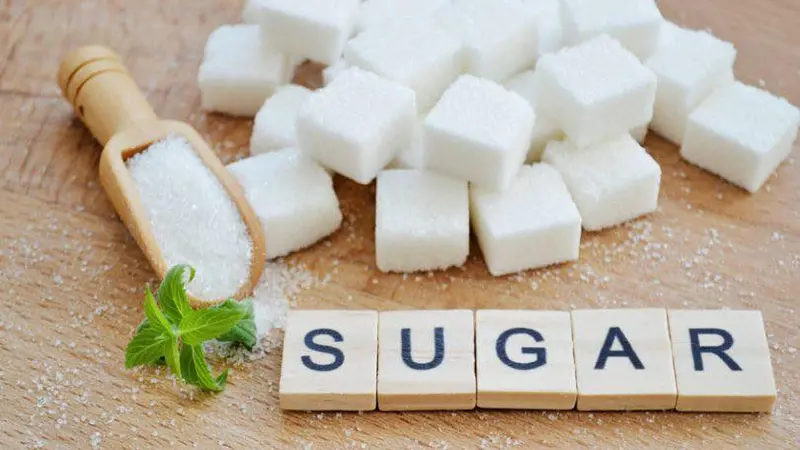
[378, 310, 475, 411]
[279, 310, 378, 411]
[668, 310, 776, 412]
[476, 310, 576, 409]
[572, 309, 677, 411]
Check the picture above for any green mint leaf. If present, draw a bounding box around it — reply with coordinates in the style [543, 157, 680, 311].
[136, 318, 150, 334]
[179, 308, 244, 346]
[179, 344, 225, 392]
[214, 299, 257, 349]
[164, 337, 181, 378]
[215, 368, 230, 388]
[144, 285, 173, 336]
[157, 265, 195, 324]
[125, 325, 169, 369]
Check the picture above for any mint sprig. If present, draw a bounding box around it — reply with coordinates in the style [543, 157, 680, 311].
[124, 265, 256, 391]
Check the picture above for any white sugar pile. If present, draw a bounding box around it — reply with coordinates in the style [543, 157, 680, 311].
[127, 135, 252, 301]
[252, 261, 318, 339]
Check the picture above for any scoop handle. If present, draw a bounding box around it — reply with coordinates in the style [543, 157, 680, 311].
[58, 46, 158, 146]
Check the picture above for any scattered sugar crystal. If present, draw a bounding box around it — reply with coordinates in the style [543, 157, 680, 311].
[251, 85, 313, 155]
[227, 148, 342, 259]
[297, 67, 416, 184]
[536, 34, 657, 147]
[257, 0, 361, 65]
[503, 70, 563, 162]
[251, 262, 318, 338]
[424, 74, 535, 190]
[561, 0, 664, 60]
[436, 0, 538, 82]
[355, 0, 450, 33]
[681, 81, 799, 193]
[376, 170, 469, 272]
[471, 164, 582, 276]
[198, 24, 291, 117]
[543, 134, 661, 231]
[345, 18, 462, 112]
[646, 27, 736, 144]
[127, 135, 252, 301]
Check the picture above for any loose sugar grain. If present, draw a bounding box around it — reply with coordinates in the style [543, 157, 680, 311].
[127, 135, 252, 301]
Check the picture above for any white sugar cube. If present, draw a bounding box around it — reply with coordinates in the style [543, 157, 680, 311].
[561, 0, 663, 60]
[356, 0, 450, 33]
[503, 70, 563, 162]
[388, 119, 425, 170]
[258, 0, 360, 65]
[521, 0, 564, 57]
[681, 82, 799, 193]
[198, 25, 290, 117]
[436, 0, 537, 82]
[322, 59, 349, 86]
[656, 21, 683, 54]
[227, 148, 342, 259]
[630, 124, 648, 144]
[242, 0, 259, 23]
[543, 135, 661, 231]
[646, 28, 736, 145]
[424, 75, 535, 191]
[537, 35, 657, 148]
[471, 164, 581, 276]
[376, 170, 469, 273]
[251, 85, 312, 155]
[297, 67, 416, 184]
[345, 19, 462, 112]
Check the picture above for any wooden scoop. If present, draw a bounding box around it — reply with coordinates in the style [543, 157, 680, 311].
[58, 45, 266, 308]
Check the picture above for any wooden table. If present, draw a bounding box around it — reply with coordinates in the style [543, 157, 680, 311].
[2, 0, 798, 448]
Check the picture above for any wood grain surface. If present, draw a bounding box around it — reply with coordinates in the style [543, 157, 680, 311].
[1, 0, 799, 448]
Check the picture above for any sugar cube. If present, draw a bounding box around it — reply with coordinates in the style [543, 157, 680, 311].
[542, 135, 661, 231]
[436, 0, 537, 82]
[297, 67, 417, 184]
[681, 82, 799, 193]
[561, 0, 663, 60]
[198, 25, 290, 117]
[322, 59, 349, 86]
[242, 0, 259, 23]
[471, 164, 581, 276]
[251, 85, 313, 155]
[345, 19, 462, 113]
[503, 71, 563, 163]
[388, 119, 425, 170]
[376, 170, 469, 273]
[647, 28, 736, 145]
[424, 75, 534, 191]
[521, 0, 564, 57]
[630, 123, 648, 144]
[505, 70, 647, 151]
[536, 35, 657, 147]
[656, 21, 683, 54]
[227, 148, 342, 259]
[257, 0, 360, 65]
[356, 0, 450, 34]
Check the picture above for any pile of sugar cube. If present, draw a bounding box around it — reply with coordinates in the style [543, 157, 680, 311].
[198, 0, 799, 276]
